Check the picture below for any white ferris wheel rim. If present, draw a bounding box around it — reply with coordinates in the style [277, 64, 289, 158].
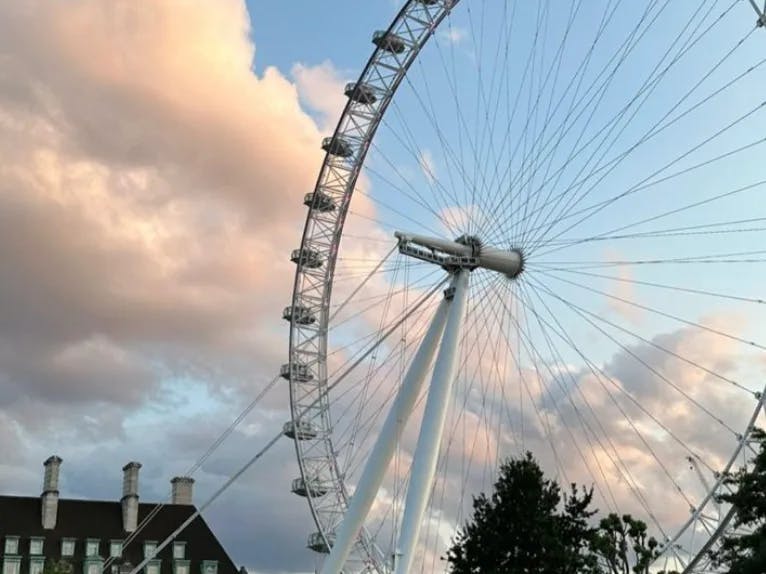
[285, 1, 766, 572]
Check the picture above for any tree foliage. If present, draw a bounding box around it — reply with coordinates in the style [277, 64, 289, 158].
[591, 513, 666, 574]
[446, 452, 676, 574]
[712, 427, 766, 574]
[446, 452, 600, 574]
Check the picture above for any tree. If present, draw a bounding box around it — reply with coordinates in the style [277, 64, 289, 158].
[590, 513, 676, 574]
[446, 452, 678, 574]
[445, 452, 600, 574]
[712, 427, 766, 574]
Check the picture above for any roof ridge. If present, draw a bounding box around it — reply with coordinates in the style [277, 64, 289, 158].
[0, 494, 197, 507]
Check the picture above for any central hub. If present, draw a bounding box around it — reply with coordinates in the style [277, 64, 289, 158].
[395, 231, 525, 279]
[454, 234, 483, 256]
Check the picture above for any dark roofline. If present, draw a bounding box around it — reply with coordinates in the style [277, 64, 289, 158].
[0, 496, 239, 574]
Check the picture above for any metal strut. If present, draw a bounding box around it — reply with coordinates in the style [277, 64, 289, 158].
[749, 0, 766, 27]
[687, 457, 721, 518]
[394, 269, 469, 574]
[395, 231, 524, 278]
[320, 270, 469, 574]
[324, 232, 509, 572]
[319, 293, 452, 574]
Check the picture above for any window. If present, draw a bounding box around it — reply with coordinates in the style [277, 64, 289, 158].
[145, 561, 160, 574]
[30, 538, 44, 556]
[1, 558, 20, 574]
[201, 562, 217, 574]
[3, 538, 18, 555]
[83, 559, 103, 574]
[172, 543, 185, 560]
[109, 541, 122, 559]
[62, 539, 76, 557]
[143, 542, 157, 559]
[29, 559, 44, 574]
[86, 540, 99, 557]
[173, 561, 189, 574]
[52, 561, 73, 574]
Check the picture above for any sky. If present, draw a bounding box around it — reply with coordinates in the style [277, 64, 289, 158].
[1, 1, 766, 573]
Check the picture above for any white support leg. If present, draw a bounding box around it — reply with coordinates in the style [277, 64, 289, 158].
[394, 270, 469, 574]
[320, 294, 452, 574]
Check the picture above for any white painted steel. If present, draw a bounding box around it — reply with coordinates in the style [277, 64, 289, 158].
[394, 232, 474, 257]
[395, 231, 523, 277]
[477, 246, 524, 278]
[286, 1, 764, 571]
[320, 296, 451, 574]
[393, 270, 470, 574]
[286, 4, 457, 567]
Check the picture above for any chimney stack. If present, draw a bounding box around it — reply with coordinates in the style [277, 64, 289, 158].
[41, 455, 62, 529]
[121, 462, 141, 532]
[170, 477, 194, 505]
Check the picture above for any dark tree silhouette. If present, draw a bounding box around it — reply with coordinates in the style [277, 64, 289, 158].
[591, 513, 677, 574]
[712, 427, 766, 574]
[445, 452, 680, 574]
[445, 452, 600, 574]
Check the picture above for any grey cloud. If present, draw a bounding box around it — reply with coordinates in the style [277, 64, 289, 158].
[0, 2, 344, 569]
[1, 0, 763, 572]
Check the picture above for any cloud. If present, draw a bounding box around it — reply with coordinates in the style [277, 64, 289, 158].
[440, 26, 466, 45]
[418, 149, 437, 185]
[0, 1, 763, 573]
[601, 248, 643, 323]
[292, 60, 349, 132]
[0, 1, 351, 572]
[0, 0, 338, 406]
[536, 311, 763, 527]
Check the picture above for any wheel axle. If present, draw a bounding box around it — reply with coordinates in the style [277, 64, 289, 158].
[395, 231, 525, 279]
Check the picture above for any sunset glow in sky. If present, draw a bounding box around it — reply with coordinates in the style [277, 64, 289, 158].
[1, 2, 766, 573]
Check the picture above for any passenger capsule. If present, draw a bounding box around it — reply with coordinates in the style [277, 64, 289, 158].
[291, 477, 329, 497]
[307, 532, 334, 554]
[304, 191, 336, 212]
[279, 362, 314, 382]
[282, 305, 317, 325]
[372, 30, 407, 54]
[290, 248, 323, 269]
[344, 82, 378, 105]
[282, 420, 319, 440]
[321, 136, 354, 158]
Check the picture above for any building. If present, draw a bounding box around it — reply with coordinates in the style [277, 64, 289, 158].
[0, 457, 243, 574]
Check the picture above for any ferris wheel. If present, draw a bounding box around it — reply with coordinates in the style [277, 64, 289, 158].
[283, 1, 766, 572]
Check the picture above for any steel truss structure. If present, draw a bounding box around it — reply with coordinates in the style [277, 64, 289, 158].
[284, 1, 766, 572]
